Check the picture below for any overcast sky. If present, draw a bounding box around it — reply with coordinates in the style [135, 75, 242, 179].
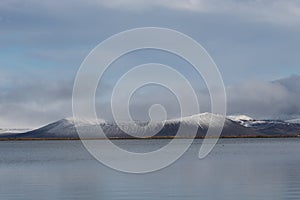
[1, 0, 300, 128]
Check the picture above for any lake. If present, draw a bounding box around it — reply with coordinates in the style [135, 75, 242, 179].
[0, 138, 299, 200]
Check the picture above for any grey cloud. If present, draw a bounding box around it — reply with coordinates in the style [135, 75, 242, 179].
[227, 75, 300, 119]
[0, 73, 299, 128]
[115, 74, 300, 121]
[0, 73, 74, 128]
[2, 0, 300, 26]
[276, 75, 300, 94]
[98, 0, 300, 25]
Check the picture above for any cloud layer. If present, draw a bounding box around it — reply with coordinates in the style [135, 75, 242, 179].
[227, 75, 300, 119]
[98, 0, 300, 25]
[0, 72, 299, 128]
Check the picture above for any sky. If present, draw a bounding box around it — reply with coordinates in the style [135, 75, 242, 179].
[0, 0, 300, 128]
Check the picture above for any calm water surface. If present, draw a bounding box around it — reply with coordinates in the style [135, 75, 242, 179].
[0, 138, 299, 200]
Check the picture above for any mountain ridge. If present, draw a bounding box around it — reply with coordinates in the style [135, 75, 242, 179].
[1, 113, 300, 139]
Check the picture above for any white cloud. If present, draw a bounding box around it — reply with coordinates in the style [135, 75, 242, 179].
[97, 0, 300, 25]
[96, 0, 205, 11]
[1, 0, 300, 26]
[0, 72, 299, 128]
[227, 75, 300, 119]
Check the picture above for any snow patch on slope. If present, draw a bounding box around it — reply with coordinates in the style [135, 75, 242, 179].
[227, 115, 255, 127]
[0, 128, 32, 134]
[228, 115, 254, 122]
[166, 112, 226, 128]
[65, 117, 106, 126]
[286, 119, 300, 124]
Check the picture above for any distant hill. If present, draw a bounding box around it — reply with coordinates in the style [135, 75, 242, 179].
[1, 113, 300, 139]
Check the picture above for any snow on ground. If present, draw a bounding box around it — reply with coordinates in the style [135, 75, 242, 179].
[228, 115, 254, 122]
[0, 128, 32, 134]
[286, 119, 300, 124]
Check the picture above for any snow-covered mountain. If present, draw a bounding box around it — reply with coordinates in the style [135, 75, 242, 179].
[229, 115, 300, 136]
[6, 113, 255, 139]
[2, 113, 300, 139]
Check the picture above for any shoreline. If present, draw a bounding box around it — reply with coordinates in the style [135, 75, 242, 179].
[0, 135, 299, 141]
